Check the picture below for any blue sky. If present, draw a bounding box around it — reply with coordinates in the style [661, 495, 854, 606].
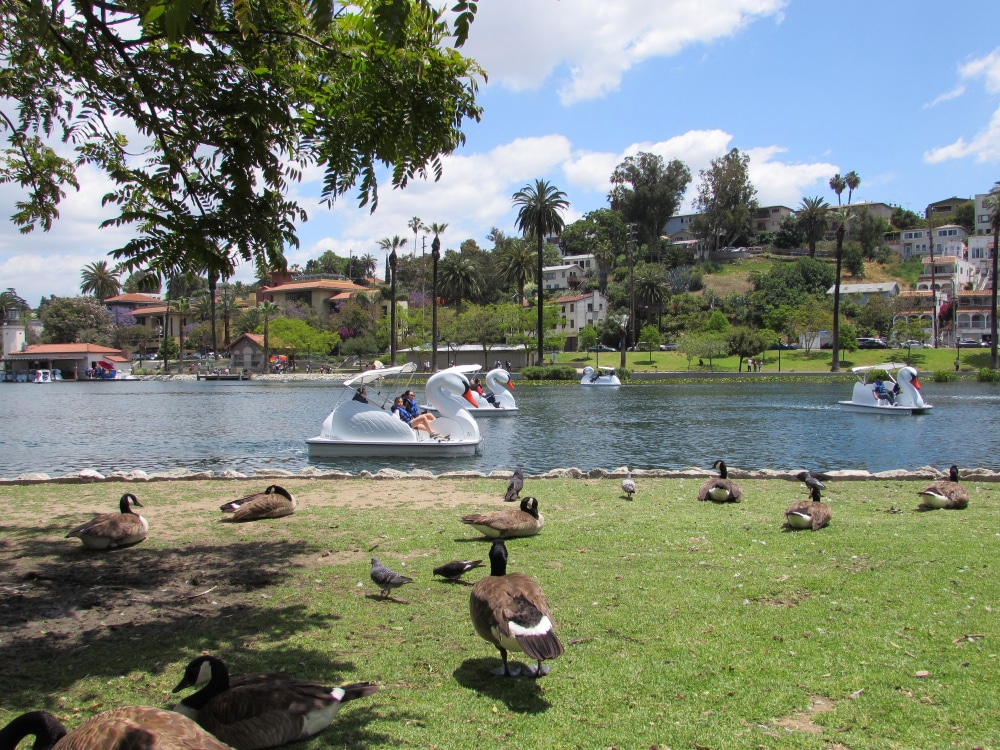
[3, 0, 1000, 305]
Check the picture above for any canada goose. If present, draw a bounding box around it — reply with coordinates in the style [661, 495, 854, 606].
[65, 493, 148, 549]
[698, 460, 743, 503]
[918, 465, 970, 510]
[0, 706, 234, 750]
[469, 538, 563, 677]
[785, 485, 831, 530]
[171, 654, 378, 750]
[369, 557, 414, 598]
[433, 559, 484, 582]
[503, 466, 524, 502]
[461, 496, 544, 538]
[220, 485, 295, 522]
[621, 468, 636, 499]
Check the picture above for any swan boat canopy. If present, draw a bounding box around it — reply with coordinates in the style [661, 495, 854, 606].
[581, 365, 622, 387]
[307, 363, 483, 457]
[837, 362, 933, 415]
[421, 364, 518, 416]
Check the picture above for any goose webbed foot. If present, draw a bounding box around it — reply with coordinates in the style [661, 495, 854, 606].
[523, 661, 551, 678]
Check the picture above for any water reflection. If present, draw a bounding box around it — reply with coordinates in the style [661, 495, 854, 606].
[1, 379, 997, 476]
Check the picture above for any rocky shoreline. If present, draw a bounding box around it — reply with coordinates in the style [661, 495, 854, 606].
[3, 465, 998, 485]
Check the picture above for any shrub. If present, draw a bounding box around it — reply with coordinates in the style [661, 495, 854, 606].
[932, 370, 957, 383]
[520, 365, 579, 381]
[977, 368, 1000, 383]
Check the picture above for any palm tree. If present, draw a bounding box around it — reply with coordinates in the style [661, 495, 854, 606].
[173, 298, 192, 365]
[829, 173, 846, 206]
[438, 252, 481, 316]
[498, 239, 535, 306]
[633, 264, 666, 327]
[258, 300, 279, 373]
[829, 209, 851, 373]
[989, 182, 1000, 370]
[408, 216, 425, 258]
[512, 179, 570, 365]
[80, 261, 121, 300]
[378, 236, 407, 365]
[427, 222, 448, 369]
[360, 253, 377, 280]
[845, 171, 861, 206]
[796, 197, 830, 257]
[593, 241, 619, 296]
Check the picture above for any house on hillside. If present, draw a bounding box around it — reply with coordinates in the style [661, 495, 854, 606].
[542, 263, 584, 292]
[258, 276, 375, 319]
[554, 290, 608, 351]
[825, 282, 899, 304]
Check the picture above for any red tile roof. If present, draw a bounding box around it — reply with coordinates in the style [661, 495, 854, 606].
[104, 293, 162, 305]
[6, 343, 124, 357]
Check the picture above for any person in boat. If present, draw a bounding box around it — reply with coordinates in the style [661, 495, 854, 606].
[473, 378, 484, 396]
[353, 387, 368, 404]
[392, 396, 440, 436]
[873, 376, 895, 405]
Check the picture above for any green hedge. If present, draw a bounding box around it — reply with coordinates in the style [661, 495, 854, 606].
[520, 365, 580, 380]
[977, 367, 1000, 383]
[932, 370, 957, 383]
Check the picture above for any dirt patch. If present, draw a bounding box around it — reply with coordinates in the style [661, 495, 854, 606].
[769, 695, 837, 735]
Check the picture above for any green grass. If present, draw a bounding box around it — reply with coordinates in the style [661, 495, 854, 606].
[3, 477, 999, 749]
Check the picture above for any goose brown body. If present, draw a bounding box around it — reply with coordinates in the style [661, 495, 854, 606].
[698, 460, 743, 503]
[0, 707, 234, 750]
[65, 493, 148, 549]
[220, 485, 296, 522]
[469, 539, 563, 677]
[172, 655, 378, 750]
[918, 465, 970, 510]
[462, 496, 544, 538]
[785, 486, 831, 530]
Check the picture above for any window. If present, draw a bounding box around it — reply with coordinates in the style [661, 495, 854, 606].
[587, 304, 593, 312]
[569, 304, 575, 312]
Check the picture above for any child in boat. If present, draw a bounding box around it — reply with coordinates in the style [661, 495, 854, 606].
[392, 396, 441, 437]
[873, 377, 894, 404]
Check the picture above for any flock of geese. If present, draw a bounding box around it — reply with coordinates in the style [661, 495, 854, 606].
[2, 463, 974, 749]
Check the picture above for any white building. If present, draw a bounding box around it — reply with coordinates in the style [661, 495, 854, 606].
[561, 253, 596, 273]
[825, 282, 899, 304]
[973, 192, 996, 236]
[967, 234, 995, 285]
[554, 290, 608, 351]
[542, 263, 584, 292]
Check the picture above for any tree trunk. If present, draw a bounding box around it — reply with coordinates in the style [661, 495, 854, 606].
[831, 223, 845, 372]
[536, 235, 544, 366]
[992, 221, 998, 369]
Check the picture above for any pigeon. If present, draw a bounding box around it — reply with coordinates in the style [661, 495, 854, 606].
[795, 470, 827, 492]
[621, 468, 636, 499]
[504, 466, 524, 503]
[370, 557, 414, 598]
[433, 559, 485, 582]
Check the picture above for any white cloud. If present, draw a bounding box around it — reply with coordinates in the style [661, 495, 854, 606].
[924, 84, 965, 109]
[924, 106, 1000, 164]
[959, 47, 1000, 94]
[462, 0, 788, 104]
[746, 146, 838, 208]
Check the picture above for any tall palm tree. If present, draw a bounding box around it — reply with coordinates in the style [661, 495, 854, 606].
[217, 283, 234, 349]
[633, 264, 666, 326]
[593, 241, 618, 295]
[173, 298, 192, 365]
[80, 261, 121, 300]
[427, 222, 448, 369]
[360, 254, 377, 280]
[845, 171, 861, 206]
[829, 173, 846, 206]
[796, 197, 830, 257]
[258, 300, 279, 373]
[512, 179, 570, 365]
[378, 236, 407, 365]
[408, 216, 425, 258]
[498, 239, 535, 306]
[829, 209, 850, 372]
[438, 252, 481, 316]
[989, 182, 1000, 369]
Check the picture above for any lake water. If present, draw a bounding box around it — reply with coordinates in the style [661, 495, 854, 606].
[1, 378, 998, 477]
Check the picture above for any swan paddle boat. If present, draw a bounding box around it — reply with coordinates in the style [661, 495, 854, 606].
[422, 364, 518, 416]
[307, 363, 482, 457]
[837, 363, 933, 415]
[581, 365, 621, 387]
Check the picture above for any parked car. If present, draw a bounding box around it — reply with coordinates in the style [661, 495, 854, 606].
[903, 340, 928, 349]
[958, 339, 985, 348]
[768, 342, 798, 350]
[587, 344, 617, 352]
[857, 337, 888, 349]
[660, 343, 677, 351]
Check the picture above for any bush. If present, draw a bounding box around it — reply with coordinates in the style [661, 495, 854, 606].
[932, 370, 957, 383]
[520, 365, 579, 381]
[977, 368, 1000, 383]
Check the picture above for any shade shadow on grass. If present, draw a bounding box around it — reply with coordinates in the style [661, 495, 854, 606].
[453, 658, 551, 714]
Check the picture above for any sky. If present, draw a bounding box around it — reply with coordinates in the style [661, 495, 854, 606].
[3, 0, 1000, 306]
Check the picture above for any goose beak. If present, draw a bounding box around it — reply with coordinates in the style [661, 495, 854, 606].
[506, 379, 515, 390]
[462, 386, 479, 406]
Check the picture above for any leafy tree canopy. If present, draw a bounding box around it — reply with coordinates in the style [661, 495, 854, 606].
[750, 257, 835, 310]
[608, 152, 691, 250]
[0, 0, 483, 282]
[691, 148, 759, 250]
[39, 296, 113, 344]
[267, 316, 340, 355]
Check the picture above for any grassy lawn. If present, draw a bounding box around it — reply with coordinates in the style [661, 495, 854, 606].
[2, 476, 999, 749]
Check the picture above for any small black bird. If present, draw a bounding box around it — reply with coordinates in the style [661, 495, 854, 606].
[504, 466, 524, 502]
[370, 557, 414, 598]
[433, 559, 485, 582]
[795, 470, 827, 492]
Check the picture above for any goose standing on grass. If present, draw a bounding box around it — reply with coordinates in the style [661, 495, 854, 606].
[698, 460, 743, 503]
[369, 557, 414, 598]
[621, 468, 636, 499]
[172, 654, 379, 750]
[503, 466, 524, 502]
[918, 465, 970, 510]
[462, 496, 544, 539]
[0, 706, 234, 750]
[65, 493, 148, 549]
[220, 485, 295, 522]
[469, 539, 563, 677]
[785, 484, 831, 530]
[433, 559, 484, 582]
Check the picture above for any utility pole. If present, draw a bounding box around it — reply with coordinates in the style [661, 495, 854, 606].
[431, 236, 440, 371]
[927, 207, 939, 347]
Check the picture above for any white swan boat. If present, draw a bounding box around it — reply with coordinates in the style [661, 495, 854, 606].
[837, 363, 933, 415]
[581, 365, 621, 387]
[422, 364, 518, 416]
[307, 363, 482, 457]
